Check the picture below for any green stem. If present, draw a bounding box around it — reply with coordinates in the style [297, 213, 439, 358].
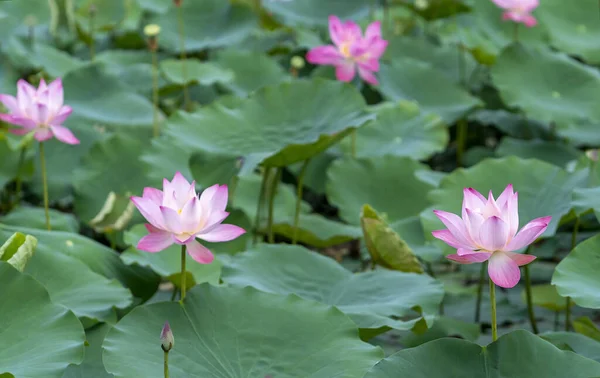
[14, 145, 27, 204]
[489, 277, 497, 341]
[151, 48, 160, 137]
[475, 262, 485, 323]
[524, 263, 538, 334]
[292, 159, 310, 244]
[566, 217, 580, 331]
[110, 231, 116, 250]
[170, 286, 178, 302]
[554, 311, 559, 332]
[229, 175, 239, 208]
[164, 351, 169, 378]
[513, 22, 519, 43]
[179, 244, 187, 304]
[39, 142, 51, 231]
[176, 4, 190, 111]
[89, 7, 95, 61]
[456, 118, 467, 167]
[457, 43, 465, 87]
[267, 167, 282, 244]
[253, 167, 270, 245]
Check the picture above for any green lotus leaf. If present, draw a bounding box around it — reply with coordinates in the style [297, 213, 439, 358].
[427, 157, 587, 241]
[74, 0, 125, 33]
[573, 317, 600, 342]
[0, 232, 37, 272]
[364, 330, 600, 377]
[271, 213, 362, 248]
[73, 133, 154, 223]
[552, 234, 600, 309]
[63, 323, 113, 378]
[537, 0, 600, 64]
[349, 104, 448, 160]
[215, 49, 289, 96]
[572, 186, 600, 221]
[495, 137, 582, 168]
[148, 0, 258, 53]
[520, 284, 570, 312]
[327, 156, 435, 225]
[0, 262, 85, 377]
[25, 248, 133, 323]
[361, 204, 424, 273]
[222, 244, 443, 335]
[160, 58, 234, 86]
[165, 79, 373, 168]
[379, 59, 482, 124]
[0, 224, 160, 301]
[1, 206, 79, 233]
[29, 43, 84, 78]
[263, 0, 369, 26]
[401, 316, 481, 348]
[102, 284, 383, 377]
[491, 44, 600, 130]
[543, 331, 600, 363]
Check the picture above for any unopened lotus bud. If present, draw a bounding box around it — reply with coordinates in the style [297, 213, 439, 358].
[586, 149, 599, 162]
[144, 24, 161, 51]
[160, 321, 174, 352]
[290, 56, 305, 70]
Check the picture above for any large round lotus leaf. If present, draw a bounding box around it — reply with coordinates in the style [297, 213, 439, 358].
[95, 50, 157, 94]
[222, 245, 444, 334]
[558, 120, 600, 147]
[215, 49, 289, 96]
[352, 104, 448, 160]
[63, 323, 113, 378]
[364, 330, 600, 377]
[73, 133, 154, 223]
[378, 59, 482, 124]
[148, 0, 258, 53]
[469, 109, 551, 139]
[573, 317, 600, 342]
[495, 138, 582, 168]
[537, 0, 600, 64]
[288, 151, 337, 194]
[427, 157, 588, 239]
[327, 156, 435, 226]
[520, 284, 569, 312]
[74, 0, 124, 32]
[121, 224, 222, 287]
[263, 0, 368, 26]
[0, 224, 160, 301]
[552, 234, 600, 309]
[1, 206, 79, 233]
[25, 249, 133, 323]
[0, 135, 23, 189]
[0, 262, 85, 377]
[160, 59, 234, 86]
[140, 136, 192, 182]
[30, 43, 84, 78]
[63, 63, 154, 127]
[491, 44, 600, 129]
[543, 332, 600, 363]
[400, 316, 481, 348]
[572, 187, 600, 222]
[165, 79, 373, 168]
[383, 36, 478, 85]
[102, 284, 383, 377]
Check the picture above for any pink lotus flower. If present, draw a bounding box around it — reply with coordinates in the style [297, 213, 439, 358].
[432, 184, 551, 288]
[491, 0, 539, 27]
[131, 172, 246, 264]
[306, 16, 388, 85]
[0, 78, 78, 144]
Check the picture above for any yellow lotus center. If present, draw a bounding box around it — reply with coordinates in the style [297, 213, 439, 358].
[340, 43, 351, 58]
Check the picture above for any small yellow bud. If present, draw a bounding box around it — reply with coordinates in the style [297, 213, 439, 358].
[144, 24, 161, 37]
[290, 56, 305, 70]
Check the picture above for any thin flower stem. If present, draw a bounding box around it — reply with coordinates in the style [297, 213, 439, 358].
[14, 145, 27, 205]
[474, 262, 485, 323]
[179, 244, 187, 304]
[170, 286, 178, 302]
[89, 6, 95, 61]
[253, 167, 271, 245]
[229, 175, 239, 208]
[292, 159, 310, 245]
[267, 167, 282, 244]
[39, 142, 51, 231]
[524, 263, 538, 334]
[164, 350, 169, 378]
[513, 23, 519, 43]
[456, 118, 467, 167]
[489, 277, 498, 341]
[151, 47, 160, 137]
[566, 217, 580, 331]
[176, 4, 190, 111]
